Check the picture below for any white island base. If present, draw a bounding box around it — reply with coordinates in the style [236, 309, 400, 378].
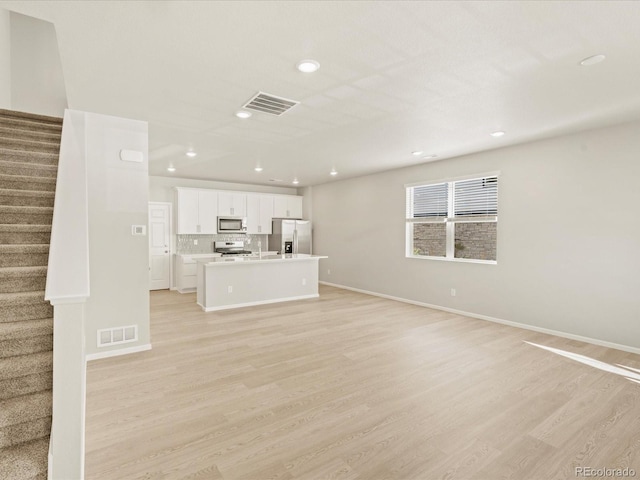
[196, 254, 327, 312]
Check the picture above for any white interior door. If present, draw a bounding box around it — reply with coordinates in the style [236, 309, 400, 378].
[149, 202, 171, 290]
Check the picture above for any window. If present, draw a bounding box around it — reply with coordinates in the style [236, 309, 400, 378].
[406, 174, 498, 262]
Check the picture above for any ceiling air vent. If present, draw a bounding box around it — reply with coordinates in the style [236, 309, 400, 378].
[243, 91, 299, 116]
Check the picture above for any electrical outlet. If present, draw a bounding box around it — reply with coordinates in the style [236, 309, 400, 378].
[302, 278, 306, 286]
[228, 285, 233, 293]
[194, 239, 198, 245]
[327, 269, 331, 275]
[451, 288, 456, 297]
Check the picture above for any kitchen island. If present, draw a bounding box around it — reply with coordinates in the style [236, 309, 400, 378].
[196, 254, 328, 312]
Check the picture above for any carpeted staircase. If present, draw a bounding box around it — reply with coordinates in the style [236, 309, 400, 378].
[0, 109, 61, 480]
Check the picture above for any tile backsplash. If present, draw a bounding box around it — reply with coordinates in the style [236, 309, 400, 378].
[176, 234, 269, 254]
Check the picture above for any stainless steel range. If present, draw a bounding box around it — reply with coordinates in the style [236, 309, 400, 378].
[214, 241, 253, 257]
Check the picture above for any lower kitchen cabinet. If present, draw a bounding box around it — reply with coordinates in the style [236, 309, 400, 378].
[175, 254, 221, 293]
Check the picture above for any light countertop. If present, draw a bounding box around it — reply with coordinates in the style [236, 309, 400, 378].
[177, 252, 279, 258]
[198, 254, 327, 266]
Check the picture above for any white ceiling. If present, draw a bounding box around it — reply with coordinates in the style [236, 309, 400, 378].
[3, 0, 640, 187]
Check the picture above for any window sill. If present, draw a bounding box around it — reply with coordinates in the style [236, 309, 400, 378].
[406, 255, 497, 265]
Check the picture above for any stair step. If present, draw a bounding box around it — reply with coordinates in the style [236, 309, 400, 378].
[0, 189, 55, 208]
[0, 371, 52, 401]
[0, 149, 58, 166]
[0, 318, 52, 342]
[0, 126, 61, 144]
[0, 292, 52, 323]
[0, 206, 53, 225]
[0, 108, 63, 126]
[0, 161, 58, 179]
[0, 266, 48, 294]
[0, 391, 52, 429]
[0, 136, 60, 155]
[0, 416, 51, 450]
[0, 174, 56, 192]
[0, 244, 49, 266]
[0, 211, 53, 227]
[0, 225, 51, 245]
[0, 437, 49, 480]
[0, 351, 52, 381]
[0, 334, 52, 358]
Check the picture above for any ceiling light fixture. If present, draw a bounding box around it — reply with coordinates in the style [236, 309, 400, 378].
[412, 151, 423, 156]
[330, 169, 338, 176]
[292, 178, 299, 185]
[186, 151, 197, 158]
[236, 110, 252, 119]
[490, 131, 505, 137]
[167, 166, 176, 172]
[254, 166, 263, 172]
[579, 54, 606, 66]
[296, 59, 320, 73]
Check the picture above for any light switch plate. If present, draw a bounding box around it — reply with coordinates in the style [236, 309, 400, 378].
[132, 225, 146, 235]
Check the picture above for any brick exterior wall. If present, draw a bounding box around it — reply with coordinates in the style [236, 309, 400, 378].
[412, 223, 446, 257]
[411, 222, 497, 260]
[454, 222, 497, 260]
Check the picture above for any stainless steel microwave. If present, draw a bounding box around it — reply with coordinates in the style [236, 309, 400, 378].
[217, 216, 247, 234]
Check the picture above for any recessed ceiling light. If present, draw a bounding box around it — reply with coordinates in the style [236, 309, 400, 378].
[412, 151, 423, 156]
[254, 166, 263, 172]
[186, 151, 197, 158]
[579, 54, 606, 66]
[490, 131, 505, 137]
[292, 178, 299, 185]
[167, 166, 176, 172]
[422, 154, 438, 160]
[296, 59, 320, 73]
[236, 110, 252, 119]
[330, 169, 338, 176]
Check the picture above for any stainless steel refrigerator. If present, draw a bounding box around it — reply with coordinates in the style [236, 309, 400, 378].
[269, 219, 312, 254]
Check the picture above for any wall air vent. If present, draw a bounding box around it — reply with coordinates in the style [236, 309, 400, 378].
[97, 325, 138, 347]
[243, 91, 299, 116]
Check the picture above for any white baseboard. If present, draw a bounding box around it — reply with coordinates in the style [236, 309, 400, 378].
[86, 343, 152, 362]
[319, 281, 640, 355]
[200, 294, 319, 312]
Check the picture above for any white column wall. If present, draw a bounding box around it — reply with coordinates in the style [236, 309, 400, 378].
[84, 112, 150, 356]
[312, 119, 640, 352]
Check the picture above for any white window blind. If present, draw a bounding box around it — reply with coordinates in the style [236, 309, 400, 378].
[452, 176, 498, 221]
[407, 182, 448, 221]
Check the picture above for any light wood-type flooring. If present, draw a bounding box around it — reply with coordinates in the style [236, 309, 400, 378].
[85, 285, 640, 479]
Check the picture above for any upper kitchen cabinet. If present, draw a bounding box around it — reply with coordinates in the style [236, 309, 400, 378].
[176, 188, 218, 234]
[273, 195, 303, 219]
[218, 192, 247, 217]
[246, 194, 274, 234]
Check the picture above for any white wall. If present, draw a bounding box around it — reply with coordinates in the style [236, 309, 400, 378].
[0, 9, 10, 108]
[312, 119, 640, 351]
[85, 112, 150, 356]
[10, 11, 66, 117]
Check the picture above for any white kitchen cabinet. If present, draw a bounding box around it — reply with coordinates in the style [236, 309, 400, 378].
[175, 253, 221, 293]
[218, 192, 247, 217]
[273, 195, 303, 219]
[176, 188, 219, 234]
[246, 194, 274, 234]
